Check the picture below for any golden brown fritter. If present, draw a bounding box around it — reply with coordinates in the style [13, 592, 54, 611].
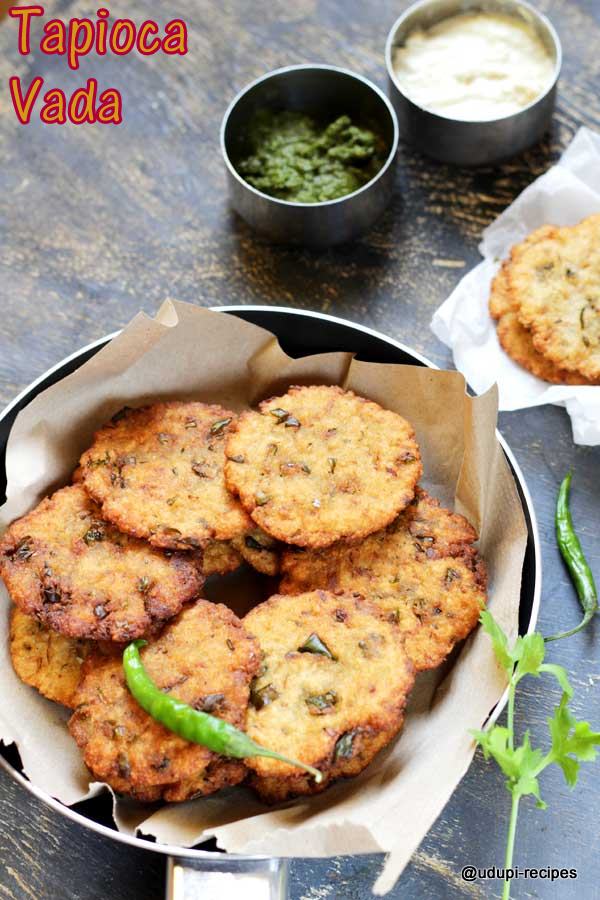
[0, 485, 202, 642]
[280, 490, 486, 672]
[79, 402, 252, 551]
[9, 607, 93, 707]
[202, 530, 279, 578]
[68, 599, 260, 802]
[243, 590, 414, 803]
[232, 527, 280, 577]
[489, 226, 598, 385]
[495, 311, 598, 385]
[202, 540, 243, 577]
[489, 225, 556, 320]
[224, 385, 422, 548]
[488, 258, 514, 321]
[510, 215, 600, 381]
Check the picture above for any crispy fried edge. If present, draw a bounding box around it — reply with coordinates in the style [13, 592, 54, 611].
[9, 607, 91, 707]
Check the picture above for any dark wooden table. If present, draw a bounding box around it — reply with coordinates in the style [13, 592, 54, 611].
[1, 1, 599, 897]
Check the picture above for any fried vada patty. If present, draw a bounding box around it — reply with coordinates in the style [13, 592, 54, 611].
[280, 490, 486, 672]
[68, 599, 260, 802]
[202, 540, 243, 576]
[79, 402, 252, 551]
[489, 225, 556, 321]
[489, 226, 597, 385]
[0, 485, 202, 641]
[224, 385, 422, 548]
[510, 214, 600, 381]
[9, 607, 93, 707]
[232, 527, 280, 577]
[202, 528, 279, 578]
[243, 590, 414, 803]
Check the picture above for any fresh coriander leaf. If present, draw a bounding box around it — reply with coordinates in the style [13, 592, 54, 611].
[477, 604, 600, 900]
[538, 663, 573, 698]
[471, 725, 514, 774]
[514, 632, 545, 679]
[479, 610, 513, 674]
[557, 753, 580, 788]
[514, 771, 546, 808]
[510, 733, 546, 805]
[512, 733, 545, 780]
[548, 695, 600, 787]
[567, 720, 600, 761]
[471, 727, 544, 787]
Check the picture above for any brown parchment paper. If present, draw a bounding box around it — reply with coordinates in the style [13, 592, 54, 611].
[0, 301, 527, 894]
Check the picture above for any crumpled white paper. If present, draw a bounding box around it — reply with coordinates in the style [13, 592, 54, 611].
[431, 127, 600, 445]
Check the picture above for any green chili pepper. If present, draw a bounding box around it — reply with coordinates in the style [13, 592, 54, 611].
[305, 690, 338, 712]
[249, 681, 279, 710]
[298, 632, 337, 660]
[210, 418, 232, 434]
[123, 641, 322, 782]
[334, 730, 357, 760]
[545, 472, 598, 642]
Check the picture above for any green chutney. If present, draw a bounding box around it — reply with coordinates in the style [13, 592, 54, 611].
[236, 110, 387, 203]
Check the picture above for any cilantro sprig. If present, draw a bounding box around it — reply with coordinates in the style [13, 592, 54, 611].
[472, 610, 600, 900]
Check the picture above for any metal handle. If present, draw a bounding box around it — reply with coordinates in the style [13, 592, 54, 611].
[166, 856, 289, 900]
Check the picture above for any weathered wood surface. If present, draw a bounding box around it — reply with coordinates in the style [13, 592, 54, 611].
[0, 0, 599, 897]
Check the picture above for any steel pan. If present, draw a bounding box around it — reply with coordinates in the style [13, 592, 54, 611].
[0, 306, 541, 899]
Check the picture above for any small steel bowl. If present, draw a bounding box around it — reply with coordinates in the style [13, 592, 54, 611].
[220, 65, 399, 247]
[385, 0, 562, 166]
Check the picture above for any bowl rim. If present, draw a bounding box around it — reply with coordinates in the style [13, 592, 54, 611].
[385, 0, 562, 125]
[0, 305, 542, 861]
[219, 63, 400, 209]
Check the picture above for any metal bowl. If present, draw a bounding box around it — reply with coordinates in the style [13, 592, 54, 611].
[385, 0, 562, 166]
[220, 66, 399, 247]
[0, 307, 541, 898]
